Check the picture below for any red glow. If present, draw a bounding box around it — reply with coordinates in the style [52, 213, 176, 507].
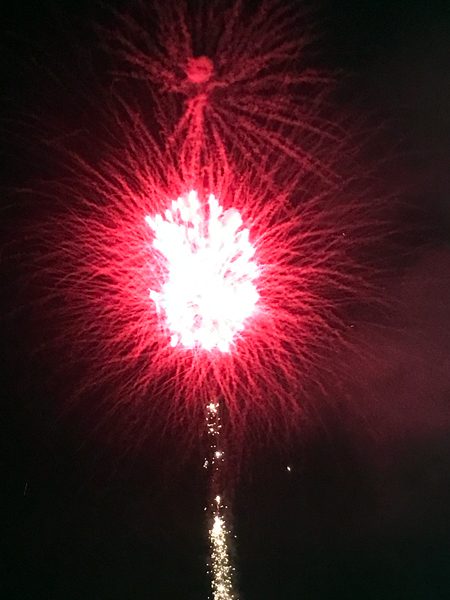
[187, 57, 214, 84]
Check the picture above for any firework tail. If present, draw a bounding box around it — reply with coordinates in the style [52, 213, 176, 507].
[206, 401, 237, 600]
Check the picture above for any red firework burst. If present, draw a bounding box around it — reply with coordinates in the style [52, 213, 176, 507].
[11, 0, 400, 450]
[29, 102, 393, 446]
[104, 0, 339, 182]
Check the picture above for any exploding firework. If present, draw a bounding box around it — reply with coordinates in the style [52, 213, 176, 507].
[28, 116, 394, 446]
[6, 0, 400, 470]
[5, 1, 406, 599]
[104, 0, 340, 183]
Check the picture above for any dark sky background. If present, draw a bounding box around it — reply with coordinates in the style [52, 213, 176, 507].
[2, 1, 450, 599]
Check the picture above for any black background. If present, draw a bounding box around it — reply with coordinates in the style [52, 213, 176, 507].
[2, 1, 450, 598]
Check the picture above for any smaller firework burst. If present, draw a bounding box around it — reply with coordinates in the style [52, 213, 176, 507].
[105, 0, 338, 180]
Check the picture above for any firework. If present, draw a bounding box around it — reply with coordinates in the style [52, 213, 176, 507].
[104, 0, 340, 182]
[29, 112, 393, 449]
[18, 0, 396, 445]
[10, 2, 402, 598]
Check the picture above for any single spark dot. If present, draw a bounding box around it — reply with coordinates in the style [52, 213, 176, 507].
[287, 466, 291, 472]
[186, 56, 214, 83]
[146, 191, 259, 352]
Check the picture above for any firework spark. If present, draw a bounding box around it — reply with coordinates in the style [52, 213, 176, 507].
[209, 499, 236, 600]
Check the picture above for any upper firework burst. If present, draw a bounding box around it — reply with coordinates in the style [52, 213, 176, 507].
[105, 0, 339, 181]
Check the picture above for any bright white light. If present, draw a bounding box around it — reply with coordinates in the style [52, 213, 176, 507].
[146, 191, 259, 352]
[210, 507, 236, 600]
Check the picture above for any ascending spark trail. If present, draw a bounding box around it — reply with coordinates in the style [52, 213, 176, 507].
[206, 403, 236, 600]
[146, 191, 255, 597]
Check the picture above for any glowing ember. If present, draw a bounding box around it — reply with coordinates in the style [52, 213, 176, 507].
[186, 56, 214, 84]
[145, 190, 259, 352]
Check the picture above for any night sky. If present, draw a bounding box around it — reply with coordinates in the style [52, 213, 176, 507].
[2, 1, 450, 599]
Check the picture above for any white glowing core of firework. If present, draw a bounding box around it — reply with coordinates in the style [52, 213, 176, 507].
[146, 191, 259, 352]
